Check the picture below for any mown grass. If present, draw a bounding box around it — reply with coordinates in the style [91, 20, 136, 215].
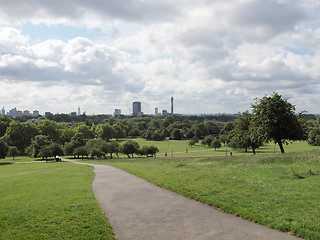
[86, 150, 320, 240]
[0, 162, 115, 240]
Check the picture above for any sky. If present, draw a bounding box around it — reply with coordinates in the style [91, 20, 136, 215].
[0, 0, 320, 115]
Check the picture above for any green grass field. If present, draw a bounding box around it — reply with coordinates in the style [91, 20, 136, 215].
[114, 138, 319, 158]
[86, 150, 320, 240]
[0, 162, 115, 240]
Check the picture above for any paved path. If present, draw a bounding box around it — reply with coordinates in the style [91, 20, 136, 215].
[66, 160, 302, 240]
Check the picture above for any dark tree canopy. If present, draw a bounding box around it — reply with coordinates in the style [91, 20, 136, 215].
[252, 92, 305, 153]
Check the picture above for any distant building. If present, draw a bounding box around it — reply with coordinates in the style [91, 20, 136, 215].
[171, 97, 174, 115]
[78, 106, 80, 116]
[45, 112, 51, 117]
[1, 107, 5, 116]
[23, 110, 30, 116]
[27, 118, 43, 125]
[114, 109, 121, 116]
[162, 110, 168, 116]
[70, 112, 77, 116]
[33, 110, 39, 117]
[155, 107, 158, 115]
[132, 101, 142, 117]
[8, 107, 17, 118]
[16, 110, 22, 117]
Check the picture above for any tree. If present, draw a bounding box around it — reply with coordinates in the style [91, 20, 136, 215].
[229, 113, 264, 154]
[210, 138, 222, 151]
[121, 140, 140, 158]
[73, 146, 89, 159]
[37, 119, 60, 142]
[95, 123, 114, 141]
[30, 135, 52, 158]
[201, 135, 215, 147]
[0, 116, 12, 137]
[307, 127, 320, 146]
[108, 141, 120, 159]
[252, 93, 305, 153]
[171, 128, 183, 140]
[7, 146, 20, 160]
[0, 139, 8, 159]
[2, 121, 29, 152]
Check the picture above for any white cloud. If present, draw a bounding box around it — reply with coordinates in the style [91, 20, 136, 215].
[1, 1, 320, 114]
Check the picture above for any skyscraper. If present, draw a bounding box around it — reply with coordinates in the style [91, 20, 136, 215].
[1, 107, 5, 116]
[78, 106, 80, 116]
[132, 101, 142, 117]
[171, 97, 174, 115]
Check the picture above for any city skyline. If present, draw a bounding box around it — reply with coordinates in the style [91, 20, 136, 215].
[1, 1, 320, 114]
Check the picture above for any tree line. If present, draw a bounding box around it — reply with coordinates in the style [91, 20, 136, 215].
[0, 93, 319, 159]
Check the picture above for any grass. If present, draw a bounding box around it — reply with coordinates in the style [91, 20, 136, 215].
[84, 150, 320, 240]
[0, 162, 115, 240]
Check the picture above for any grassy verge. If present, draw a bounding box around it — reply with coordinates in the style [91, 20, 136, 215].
[0, 162, 115, 240]
[85, 151, 320, 240]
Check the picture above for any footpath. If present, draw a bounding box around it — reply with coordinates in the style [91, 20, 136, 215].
[66, 159, 302, 240]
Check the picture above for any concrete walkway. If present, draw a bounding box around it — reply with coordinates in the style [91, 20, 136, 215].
[64, 159, 302, 240]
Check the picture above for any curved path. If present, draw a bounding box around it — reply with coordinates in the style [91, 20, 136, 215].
[67, 160, 302, 240]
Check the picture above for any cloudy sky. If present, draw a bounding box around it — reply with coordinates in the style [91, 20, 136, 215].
[0, 0, 320, 115]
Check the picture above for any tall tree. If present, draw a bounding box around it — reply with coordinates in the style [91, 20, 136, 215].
[0, 139, 8, 159]
[251, 93, 305, 153]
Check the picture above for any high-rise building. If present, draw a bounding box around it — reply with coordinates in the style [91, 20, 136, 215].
[132, 101, 142, 117]
[171, 97, 174, 115]
[33, 110, 39, 117]
[114, 109, 121, 116]
[23, 110, 30, 116]
[1, 107, 5, 116]
[16, 110, 22, 117]
[8, 107, 17, 118]
[78, 106, 80, 116]
[155, 107, 158, 115]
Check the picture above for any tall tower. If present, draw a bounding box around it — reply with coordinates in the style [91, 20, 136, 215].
[78, 106, 80, 116]
[171, 97, 174, 115]
[132, 101, 142, 117]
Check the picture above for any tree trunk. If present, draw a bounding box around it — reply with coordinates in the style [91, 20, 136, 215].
[245, 146, 248, 152]
[110, 153, 113, 159]
[277, 141, 285, 153]
[252, 146, 256, 155]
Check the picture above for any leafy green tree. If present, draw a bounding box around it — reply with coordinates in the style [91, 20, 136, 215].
[252, 93, 305, 153]
[73, 146, 89, 159]
[2, 121, 29, 152]
[95, 123, 114, 141]
[112, 123, 126, 140]
[108, 141, 120, 159]
[0, 139, 8, 159]
[147, 145, 159, 157]
[0, 115, 12, 137]
[30, 135, 51, 158]
[89, 148, 105, 159]
[201, 135, 215, 147]
[229, 113, 264, 154]
[59, 127, 75, 145]
[192, 123, 208, 139]
[121, 140, 140, 158]
[75, 124, 95, 139]
[37, 119, 60, 142]
[128, 128, 140, 137]
[7, 146, 20, 160]
[38, 145, 52, 160]
[307, 127, 320, 146]
[210, 138, 222, 151]
[50, 143, 64, 157]
[171, 128, 183, 140]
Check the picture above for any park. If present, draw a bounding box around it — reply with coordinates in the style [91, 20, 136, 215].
[1, 93, 320, 239]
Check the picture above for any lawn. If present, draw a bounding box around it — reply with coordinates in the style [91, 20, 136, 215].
[0, 162, 115, 240]
[85, 150, 320, 240]
[113, 138, 319, 157]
